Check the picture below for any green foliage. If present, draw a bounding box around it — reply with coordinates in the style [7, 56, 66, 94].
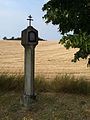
[11, 36, 14, 40]
[42, 0, 90, 61]
[60, 33, 90, 62]
[2, 36, 21, 40]
[3, 36, 7, 40]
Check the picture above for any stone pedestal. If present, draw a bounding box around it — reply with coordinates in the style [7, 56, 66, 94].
[20, 94, 36, 108]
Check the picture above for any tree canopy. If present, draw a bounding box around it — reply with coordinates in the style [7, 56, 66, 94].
[42, 0, 90, 62]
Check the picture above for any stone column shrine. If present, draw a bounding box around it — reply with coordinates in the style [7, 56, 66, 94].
[20, 15, 38, 107]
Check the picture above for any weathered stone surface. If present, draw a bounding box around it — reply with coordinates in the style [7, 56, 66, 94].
[20, 94, 36, 108]
[21, 25, 38, 108]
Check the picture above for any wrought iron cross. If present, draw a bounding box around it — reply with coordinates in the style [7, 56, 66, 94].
[27, 15, 33, 26]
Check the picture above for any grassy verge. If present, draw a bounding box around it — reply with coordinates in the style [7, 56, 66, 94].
[0, 74, 90, 119]
[0, 74, 90, 95]
[0, 92, 90, 120]
[0, 74, 24, 91]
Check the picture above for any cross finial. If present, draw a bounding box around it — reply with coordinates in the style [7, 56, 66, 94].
[27, 15, 33, 26]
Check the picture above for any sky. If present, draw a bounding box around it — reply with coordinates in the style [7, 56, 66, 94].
[0, 0, 62, 40]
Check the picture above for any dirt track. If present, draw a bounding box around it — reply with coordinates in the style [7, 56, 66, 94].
[0, 40, 90, 80]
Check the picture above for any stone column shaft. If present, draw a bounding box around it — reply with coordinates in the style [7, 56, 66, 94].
[24, 46, 35, 96]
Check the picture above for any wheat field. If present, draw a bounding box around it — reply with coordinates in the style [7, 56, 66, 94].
[0, 40, 90, 80]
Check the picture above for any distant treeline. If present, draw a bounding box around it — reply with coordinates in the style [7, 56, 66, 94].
[3, 36, 46, 41]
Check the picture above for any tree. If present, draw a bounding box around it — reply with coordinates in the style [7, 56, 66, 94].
[10, 37, 14, 40]
[42, 0, 90, 62]
[3, 36, 7, 40]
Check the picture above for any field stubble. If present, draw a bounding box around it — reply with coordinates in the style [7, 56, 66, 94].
[0, 40, 90, 80]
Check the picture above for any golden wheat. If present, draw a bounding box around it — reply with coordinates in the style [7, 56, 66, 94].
[0, 40, 90, 80]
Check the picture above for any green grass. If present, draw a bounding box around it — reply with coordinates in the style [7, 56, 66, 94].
[0, 74, 90, 95]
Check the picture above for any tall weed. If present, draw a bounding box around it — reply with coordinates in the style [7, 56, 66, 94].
[0, 74, 90, 95]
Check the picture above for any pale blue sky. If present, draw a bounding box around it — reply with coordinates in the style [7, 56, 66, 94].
[0, 0, 62, 40]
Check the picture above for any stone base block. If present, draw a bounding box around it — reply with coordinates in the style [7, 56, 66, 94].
[20, 94, 36, 108]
